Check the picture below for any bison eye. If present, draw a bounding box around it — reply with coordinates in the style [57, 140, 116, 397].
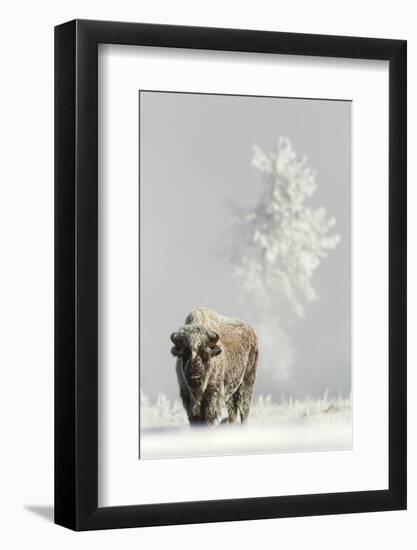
[210, 345, 222, 357]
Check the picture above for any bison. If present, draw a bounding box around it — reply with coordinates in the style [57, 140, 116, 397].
[170, 308, 258, 425]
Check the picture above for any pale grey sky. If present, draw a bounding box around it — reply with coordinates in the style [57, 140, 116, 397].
[140, 91, 351, 400]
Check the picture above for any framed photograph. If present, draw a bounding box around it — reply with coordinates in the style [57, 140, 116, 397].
[55, 20, 406, 530]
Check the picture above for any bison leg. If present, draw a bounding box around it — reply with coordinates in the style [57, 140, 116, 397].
[237, 345, 258, 423]
[188, 414, 202, 425]
[225, 394, 239, 424]
[201, 386, 223, 425]
[237, 386, 252, 423]
[180, 387, 202, 425]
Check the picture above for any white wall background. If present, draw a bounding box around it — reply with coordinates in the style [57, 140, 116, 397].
[0, 1, 414, 548]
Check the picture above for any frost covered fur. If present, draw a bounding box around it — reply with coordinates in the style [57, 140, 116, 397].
[171, 307, 258, 425]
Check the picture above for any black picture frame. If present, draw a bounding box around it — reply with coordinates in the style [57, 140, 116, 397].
[55, 19, 407, 531]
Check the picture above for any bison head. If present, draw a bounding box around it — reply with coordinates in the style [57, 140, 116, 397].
[170, 325, 221, 389]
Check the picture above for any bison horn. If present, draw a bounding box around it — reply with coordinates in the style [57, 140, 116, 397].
[206, 329, 219, 345]
[170, 331, 183, 344]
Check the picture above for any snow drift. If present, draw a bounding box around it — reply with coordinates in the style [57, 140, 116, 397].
[140, 392, 352, 459]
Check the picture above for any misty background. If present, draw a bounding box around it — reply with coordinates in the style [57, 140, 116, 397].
[140, 91, 351, 400]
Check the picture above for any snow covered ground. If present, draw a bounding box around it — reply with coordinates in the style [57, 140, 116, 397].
[140, 392, 352, 459]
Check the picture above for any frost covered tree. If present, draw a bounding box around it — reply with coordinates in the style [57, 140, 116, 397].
[232, 137, 340, 380]
[233, 137, 340, 319]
